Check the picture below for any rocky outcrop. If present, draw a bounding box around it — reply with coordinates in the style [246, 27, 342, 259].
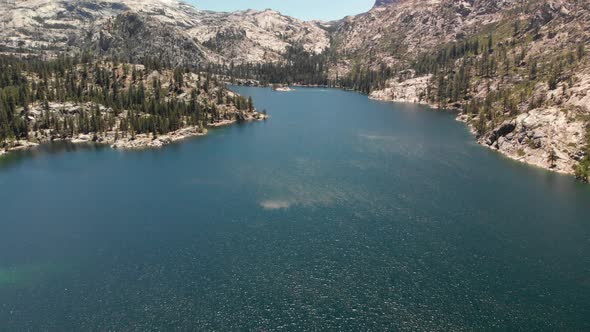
[0, 0, 330, 65]
[374, 0, 399, 8]
[1, 0, 589, 178]
[86, 12, 210, 66]
[483, 120, 517, 147]
[350, 1, 590, 177]
[369, 72, 431, 104]
[0, 63, 269, 156]
[479, 108, 587, 174]
[189, 9, 330, 63]
[330, 0, 519, 74]
[2, 102, 268, 156]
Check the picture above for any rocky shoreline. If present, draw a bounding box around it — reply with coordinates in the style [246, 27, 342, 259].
[369, 74, 432, 106]
[1, 113, 268, 156]
[370, 91, 587, 177]
[0, 60, 270, 159]
[456, 112, 585, 176]
[244, 85, 583, 177]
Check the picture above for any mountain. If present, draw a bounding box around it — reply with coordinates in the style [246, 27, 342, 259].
[1, 0, 589, 179]
[187, 9, 330, 64]
[0, 0, 330, 64]
[330, 0, 520, 76]
[373, 0, 399, 8]
[328, 0, 590, 178]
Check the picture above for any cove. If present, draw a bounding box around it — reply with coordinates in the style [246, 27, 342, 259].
[0, 87, 589, 330]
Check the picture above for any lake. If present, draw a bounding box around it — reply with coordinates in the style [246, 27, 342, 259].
[1, 87, 589, 330]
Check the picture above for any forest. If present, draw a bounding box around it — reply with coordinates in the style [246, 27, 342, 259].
[0, 54, 255, 147]
[1, 23, 588, 180]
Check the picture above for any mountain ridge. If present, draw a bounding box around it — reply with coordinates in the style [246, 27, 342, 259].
[373, 0, 400, 8]
[0, 0, 330, 64]
[1, 0, 589, 180]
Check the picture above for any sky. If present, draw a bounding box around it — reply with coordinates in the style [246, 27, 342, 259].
[187, 0, 375, 21]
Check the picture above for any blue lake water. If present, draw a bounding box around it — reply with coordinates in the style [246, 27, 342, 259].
[0, 87, 589, 330]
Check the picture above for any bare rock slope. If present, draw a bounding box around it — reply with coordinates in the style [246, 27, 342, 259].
[0, 0, 330, 64]
[1, 0, 589, 178]
[336, 0, 590, 176]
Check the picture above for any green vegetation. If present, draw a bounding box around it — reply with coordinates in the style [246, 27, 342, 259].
[575, 158, 590, 182]
[213, 45, 331, 86]
[0, 54, 254, 148]
[575, 126, 590, 182]
[213, 15, 586, 134]
[547, 149, 558, 169]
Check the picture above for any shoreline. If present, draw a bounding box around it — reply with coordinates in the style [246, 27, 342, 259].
[370, 94, 581, 177]
[255, 82, 585, 178]
[236, 83, 585, 178]
[3, 84, 582, 180]
[454, 114, 574, 176]
[245, 83, 586, 179]
[1, 114, 267, 157]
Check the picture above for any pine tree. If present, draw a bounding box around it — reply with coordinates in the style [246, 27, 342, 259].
[547, 149, 558, 169]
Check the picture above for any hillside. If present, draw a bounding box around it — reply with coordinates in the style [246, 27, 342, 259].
[0, 0, 589, 180]
[0, 54, 266, 155]
[0, 0, 330, 64]
[328, 0, 590, 180]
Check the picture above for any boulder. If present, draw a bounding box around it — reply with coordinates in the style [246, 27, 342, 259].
[485, 120, 516, 145]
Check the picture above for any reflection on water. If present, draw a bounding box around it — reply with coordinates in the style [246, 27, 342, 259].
[0, 142, 106, 169]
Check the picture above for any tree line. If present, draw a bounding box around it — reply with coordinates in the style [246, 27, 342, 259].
[0, 53, 255, 146]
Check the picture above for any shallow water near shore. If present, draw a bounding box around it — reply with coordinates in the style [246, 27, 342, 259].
[1, 87, 589, 330]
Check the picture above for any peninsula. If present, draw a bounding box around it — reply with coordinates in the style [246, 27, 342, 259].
[0, 56, 267, 156]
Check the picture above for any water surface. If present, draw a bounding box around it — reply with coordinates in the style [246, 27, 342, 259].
[1, 87, 589, 330]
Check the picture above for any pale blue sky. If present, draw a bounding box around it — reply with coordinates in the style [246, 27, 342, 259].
[187, 0, 374, 21]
